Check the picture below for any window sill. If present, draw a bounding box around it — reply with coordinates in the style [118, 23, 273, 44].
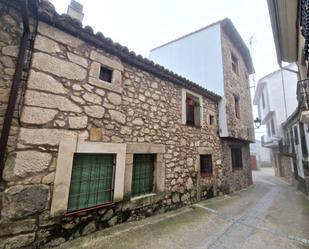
[130, 193, 156, 201]
[232, 168, 243, 171]
[64, 201, 114, 216]
[200, 173, 213, 177]
[88, 76, 123, 94]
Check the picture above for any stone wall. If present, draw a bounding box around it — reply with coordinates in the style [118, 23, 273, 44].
[0, 2, 22, 155]
[220, 140, 252, 192]
[0, 15, 223, 248]
[220, 29, 254, 142]
[218, 28, 254, 190]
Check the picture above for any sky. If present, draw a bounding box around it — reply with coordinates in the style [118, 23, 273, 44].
[50, 0, 278, 137]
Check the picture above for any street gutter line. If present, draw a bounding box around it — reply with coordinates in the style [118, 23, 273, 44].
[193, 204, 309, 246]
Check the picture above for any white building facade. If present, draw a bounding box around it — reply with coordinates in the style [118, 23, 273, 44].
[253, 64, 298, 181]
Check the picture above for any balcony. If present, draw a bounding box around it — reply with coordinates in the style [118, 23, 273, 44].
[297, 79, 309, 123]
[261, 135, 279, 148]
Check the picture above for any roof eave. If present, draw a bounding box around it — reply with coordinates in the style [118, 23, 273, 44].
[267, 0, 298, 65]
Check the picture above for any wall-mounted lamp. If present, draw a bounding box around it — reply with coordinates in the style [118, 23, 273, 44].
[254, 117, 261, 128]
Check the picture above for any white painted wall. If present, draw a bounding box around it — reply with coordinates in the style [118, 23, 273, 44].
[149, 24, 224, 96]
[254, 64, 298, 138]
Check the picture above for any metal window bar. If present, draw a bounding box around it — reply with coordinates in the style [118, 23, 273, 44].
[67, 153, 115, 212]
[200, 155, 213, 175]
[132, 154, 155, 197]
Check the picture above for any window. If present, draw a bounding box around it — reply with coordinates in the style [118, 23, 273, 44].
[300, 123, 308, 157]
[262, 92, 265, 109]
[209, 115, 214, 125]
[67, 154, 115, 212]
[186, 94, 201, 127]
[270, 119, 276, 135]
[200, 154, 213, 176]
[99, 66, 113, 83]
[231, 52, 239, 74]
[234, 95, 240, 119]
[131, 154, 155, 197]
[294, 126, 299, 145]
[231, 147, 243, 170]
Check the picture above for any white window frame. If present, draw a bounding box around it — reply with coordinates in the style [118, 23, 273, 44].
[181, 88, 204, 127]
[88, 50, 123, 94]
[50, 137, 126, 216]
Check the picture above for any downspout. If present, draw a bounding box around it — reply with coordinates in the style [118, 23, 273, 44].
[0, 0, 30, 181]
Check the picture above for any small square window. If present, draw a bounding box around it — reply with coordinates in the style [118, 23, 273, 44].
[99, 66, 113, 83]
[200, 154, 213, 176]
[231, 52, 239, 75]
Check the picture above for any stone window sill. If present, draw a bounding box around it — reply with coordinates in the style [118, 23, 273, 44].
[88, 76, 122, 94]
[130, 193, 156, 201]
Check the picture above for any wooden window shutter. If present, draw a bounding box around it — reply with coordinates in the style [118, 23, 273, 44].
[194, 106, 201, 127]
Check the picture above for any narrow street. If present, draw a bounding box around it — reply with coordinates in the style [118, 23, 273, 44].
[57, 168, 309, 249]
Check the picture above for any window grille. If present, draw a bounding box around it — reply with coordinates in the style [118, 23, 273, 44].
[67, 153, 115, 212]
[131, 154, 155, 197]
[200, 154, 213, 176]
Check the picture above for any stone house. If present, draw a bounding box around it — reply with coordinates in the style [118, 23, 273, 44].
[0, 0, 253, 248]
[150, 18, 255, 190]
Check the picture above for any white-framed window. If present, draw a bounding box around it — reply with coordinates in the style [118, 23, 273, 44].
[124, 143, 165, 200]
[51, 138, 126, 216]
[88, 50, 123, 93]
[181, 88, 203, 128]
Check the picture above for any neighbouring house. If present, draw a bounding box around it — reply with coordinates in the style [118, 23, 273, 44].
[150, 18, 255, 191]
[250, 140, 272, 169]
[253, 64, 298, 181]
[267, 0, 309, 195]
[0, 0, 253, 248]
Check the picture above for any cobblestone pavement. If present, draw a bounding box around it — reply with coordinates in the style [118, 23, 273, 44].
[58, 168, 309, 249]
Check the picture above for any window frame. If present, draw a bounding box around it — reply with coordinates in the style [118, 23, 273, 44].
[125, 143, 165, 200]
[51, 139, 126, 216]
[88, 50, 123, 94]
[67, 153, 116, 213]
[182, 88, 203, 128]
[234, 94, 240, 119]
[231, 146, 243, 170]
[231, 52, 239, 75]
[131, 154, 156, 197]
[200, 154, 213, 177]
[294, 126, 299, 145]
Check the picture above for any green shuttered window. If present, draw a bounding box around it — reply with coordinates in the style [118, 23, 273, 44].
[68, 154, 115, 212]
[132, 154, 155, 197]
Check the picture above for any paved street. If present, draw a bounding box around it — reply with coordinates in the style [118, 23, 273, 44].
[58, 168, 309, 249]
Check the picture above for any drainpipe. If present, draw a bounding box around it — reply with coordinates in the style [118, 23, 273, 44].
[0, 0, 30, 181]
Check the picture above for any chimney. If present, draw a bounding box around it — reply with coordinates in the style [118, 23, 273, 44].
[67, 0, 84, 24]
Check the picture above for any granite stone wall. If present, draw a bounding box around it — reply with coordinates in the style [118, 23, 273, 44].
[0, 16, 223, 248]
[219, 29, 254, 190]
[0, 2, 22, 156]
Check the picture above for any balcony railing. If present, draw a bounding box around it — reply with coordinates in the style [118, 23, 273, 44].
[297, 79, 309, 110]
